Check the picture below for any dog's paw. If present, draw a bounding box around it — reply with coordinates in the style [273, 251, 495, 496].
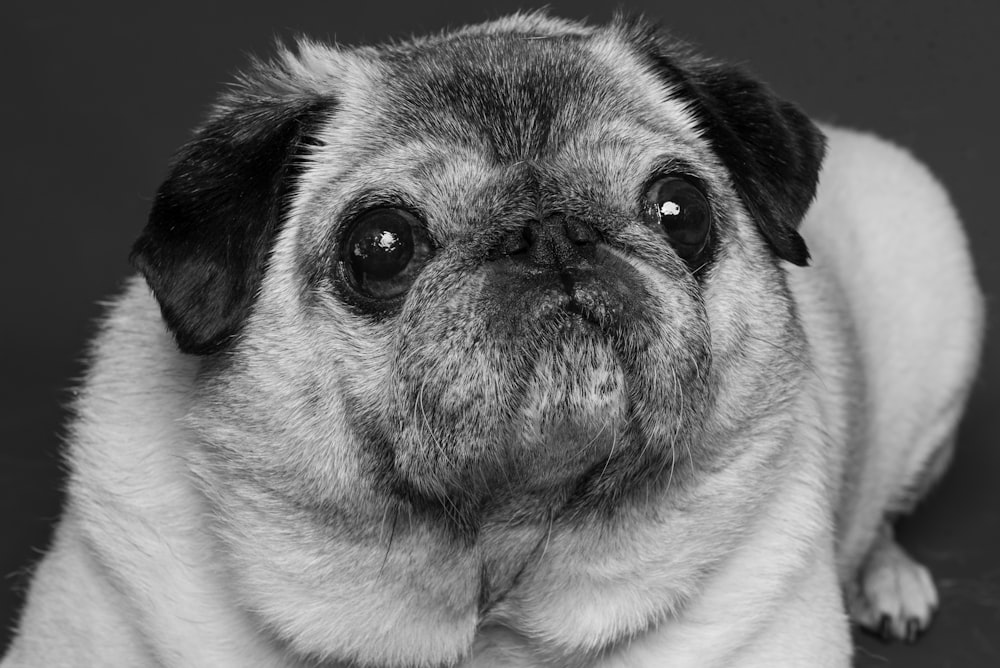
[847, 528, 938, 643]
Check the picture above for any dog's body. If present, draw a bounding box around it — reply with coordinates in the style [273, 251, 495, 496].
[2, 14, 983, 668]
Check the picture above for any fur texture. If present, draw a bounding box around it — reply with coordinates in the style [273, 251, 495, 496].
[2, 12, 983, 668]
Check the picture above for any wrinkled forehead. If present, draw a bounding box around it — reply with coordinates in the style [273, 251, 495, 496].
[375, 33, 693, 162]
[324, 30, 705, 171]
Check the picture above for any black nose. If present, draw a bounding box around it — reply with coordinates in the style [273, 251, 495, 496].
[497, 215, 600, 268]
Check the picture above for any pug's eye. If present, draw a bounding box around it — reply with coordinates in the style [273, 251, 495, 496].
[341, 208, 433, 300]
[645, 176, 712, 263]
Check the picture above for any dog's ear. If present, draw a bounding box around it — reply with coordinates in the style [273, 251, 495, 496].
[625, 22, 825, 266]
[131, 63, 332, 355]
[684, 60, 825, 266]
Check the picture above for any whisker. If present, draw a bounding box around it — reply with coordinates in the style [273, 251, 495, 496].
[378, 503, 400, 578]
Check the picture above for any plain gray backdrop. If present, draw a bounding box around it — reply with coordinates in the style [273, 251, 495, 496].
[3, 1, 998, 665]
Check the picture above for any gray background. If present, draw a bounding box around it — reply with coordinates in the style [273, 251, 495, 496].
[3, 1, 997, 665]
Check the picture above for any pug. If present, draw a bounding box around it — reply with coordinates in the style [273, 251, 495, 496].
[1, 11, 983, 668]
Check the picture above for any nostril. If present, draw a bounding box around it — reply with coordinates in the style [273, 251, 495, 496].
[523, 224, 538, 247]
[564, 217, 600, 245]
[500, 226, 531, 255]
[494, 217, 599, 262]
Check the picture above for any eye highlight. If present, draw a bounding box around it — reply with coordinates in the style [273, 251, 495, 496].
[339, 207, 433, 301]
[644, 176, 712, 265]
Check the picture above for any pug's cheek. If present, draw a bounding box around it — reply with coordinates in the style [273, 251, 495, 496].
[383, 330, 530, 496]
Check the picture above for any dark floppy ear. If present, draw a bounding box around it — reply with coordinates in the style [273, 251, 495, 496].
[626, 22, 825, 266]
[685, 61, 825, 266]
[131, 87, 331, 355]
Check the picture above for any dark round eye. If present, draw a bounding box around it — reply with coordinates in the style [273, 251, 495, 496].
[341, 208, 433, 300]
[645, 176, 712, 262]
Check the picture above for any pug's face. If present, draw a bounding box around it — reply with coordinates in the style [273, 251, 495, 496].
[297, 31, 725, 515]
[131, 13, 823, 663]
[135, 14, 822, 524]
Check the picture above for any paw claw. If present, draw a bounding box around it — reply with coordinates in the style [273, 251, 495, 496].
[878, 615, 893, 642]
[848, 531, 938, 643]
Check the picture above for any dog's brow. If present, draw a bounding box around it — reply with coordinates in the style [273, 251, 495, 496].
[376, 39, 631, 164]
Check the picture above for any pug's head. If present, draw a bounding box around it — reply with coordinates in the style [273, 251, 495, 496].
[132, 12, 824, 666]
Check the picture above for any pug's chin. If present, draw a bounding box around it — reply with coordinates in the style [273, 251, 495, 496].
[454, 335, 637, 506]
[513, 334, 630, 473]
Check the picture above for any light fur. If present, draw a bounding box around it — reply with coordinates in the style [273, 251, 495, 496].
[2, 14, 983, 668]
